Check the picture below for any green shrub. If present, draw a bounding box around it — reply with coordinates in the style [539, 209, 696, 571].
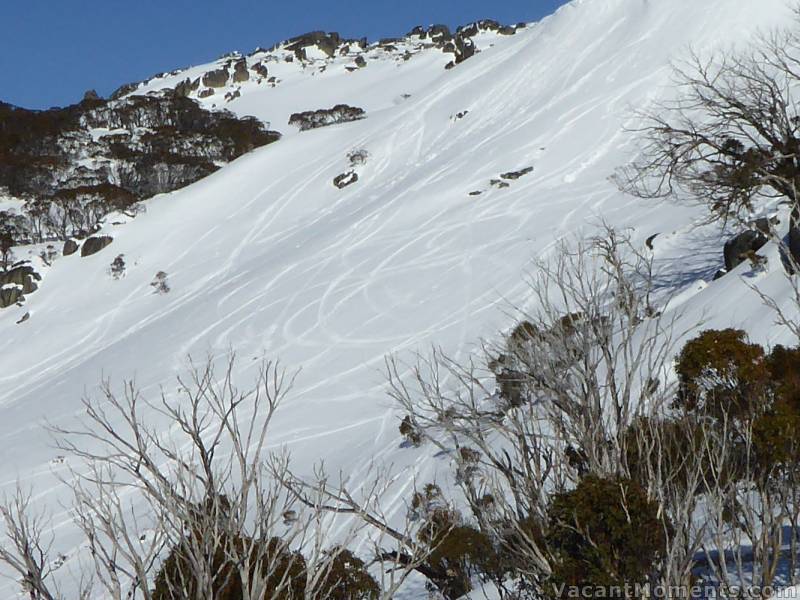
[412, 484, 499, 599]
[766, 345, 800, 408]
[315, 548, 379, 600]
[546, 476, 666, 593]
[152, 534, 306, 600]
[753, 401, 800, 475]
[674, 329, 769, 420]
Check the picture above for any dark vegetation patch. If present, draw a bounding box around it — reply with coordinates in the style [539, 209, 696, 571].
[0, 95, 281, 244]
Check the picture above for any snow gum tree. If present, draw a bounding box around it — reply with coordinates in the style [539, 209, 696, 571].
[618, 8, 800, 262]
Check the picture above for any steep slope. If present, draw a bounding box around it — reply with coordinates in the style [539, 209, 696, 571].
[0, 0, 796, 595]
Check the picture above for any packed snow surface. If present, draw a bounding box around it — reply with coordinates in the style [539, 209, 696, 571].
[1, 0, 798, 595]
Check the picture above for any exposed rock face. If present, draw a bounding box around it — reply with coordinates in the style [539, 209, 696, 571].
[444, 35, 476, 69]
[116, 20, 523, 120]
[232, 59, 250, 83]
[285, 31, 342, 58]
[81, 235, 114, 257]
[173, 77, 201, 98]
[202, 68, 230, 88]
[0, 96, 281, 242]
[0, 263, 41, 308]
[63, 239, 80, 256]
[407, 21, 521, 69]
[724, 230, 768, 271]
[251, 62, 269, 79]
[500, 167, 534, 180]
[0, 264, 40, 294]
[0, 286, 22, 308]
[457, 20, 519, 37]
[289, 105, 366, 131]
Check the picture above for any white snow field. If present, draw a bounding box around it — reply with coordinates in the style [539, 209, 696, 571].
[2, 0, 800, 595]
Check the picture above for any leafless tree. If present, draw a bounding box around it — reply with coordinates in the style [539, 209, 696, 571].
[617, 13, 800, 261]
[383, 227, 696, 598]
[278, 464, 442, 600]
[624, 414, 712, 596]
[0, 356, 376, 600]
[0, 228, 14, 271]
[493, 227, 686, 475]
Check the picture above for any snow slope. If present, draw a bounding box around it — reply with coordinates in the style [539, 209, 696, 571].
[1, 0, 798, 595]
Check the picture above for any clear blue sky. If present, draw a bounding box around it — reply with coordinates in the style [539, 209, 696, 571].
[0, 1, 568, 110]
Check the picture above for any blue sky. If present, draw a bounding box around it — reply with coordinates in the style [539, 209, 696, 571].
[0, 1, 568, 110]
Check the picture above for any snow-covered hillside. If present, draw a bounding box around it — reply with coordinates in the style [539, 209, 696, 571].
[1, 0, 798, 595]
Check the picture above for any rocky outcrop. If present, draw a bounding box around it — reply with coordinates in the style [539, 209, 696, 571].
[285, 32, 342, 58]
[444, 35, 476, 69]
[333, 171, 359, 189]
[408, 19, 525, 69]
[81, 235, 113, 257]
[408, 21, 521, 69]
[232, 59, 250, 83]
[173, 77, 201, 98]
[500, 167, 534, 180]
[457, 20, 519, 37]
[0, 263, 41, 308]
[202, 68, 230, 88]
[251, 62, 269, 78]
[0, 264, 40, 294]
[289, 105, 366, 131]
[724, 230, 768, 271]
[0, 286, 22, 308]
[63, 239, 80, 256]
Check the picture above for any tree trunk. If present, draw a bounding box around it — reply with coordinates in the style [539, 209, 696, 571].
[790, 203, 800, 269]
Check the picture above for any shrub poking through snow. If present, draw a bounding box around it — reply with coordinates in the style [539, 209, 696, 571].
[399, 415, 422, 447]
[546, 476, 666, 591]
[411, 484, 498, 599]
[315, 548, 380, 600]
[151, 271, 170, 294]
[109, 254, 126, 279]
[674, 328, 769, 421]
[39, 245, 58, 267]
[347, 148, 369, 167]
[152, 533, 307, 600]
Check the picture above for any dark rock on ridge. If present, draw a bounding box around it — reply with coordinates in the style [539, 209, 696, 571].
[81, 235, 114, 257]
[202, 68, 229, 88]
[724, 230, 768, 271]
[63, 239, 80, 256]
[333, 171, 359, 189]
